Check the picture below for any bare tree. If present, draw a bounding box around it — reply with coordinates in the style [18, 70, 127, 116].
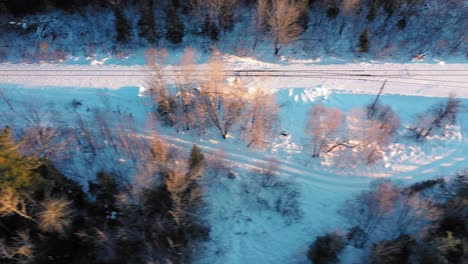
[114, 114, 140, 163]
[174, 47, 203, 132]
[394, 193, 442, 237]
[74, 112, 98, 156]
[190, 0, 238, 30]
[205, 148, 229, 176]
[305, 104, 343, 157]
[367, 103, 400, 136]
[197, 53, 248, 138]
[16, 100, 56, 128]
[0, 95, 73, 161]
[342, 179, 443, 249]
[367, 80, 387, 120]
[410, 94, 461, 140]
[247, 157, 303, 224]
[199, 80, 246, 138]
[93, 109, 119, 153]
[144, 48, 169, 109]
[366, 81, 400, 136]
[342, 107, 395, 164]
[339, 0, 361, 36]
[0, 89, 16, 112]
[341, 180, 401, 247]
[146, 47, 204, 133]
[253, 0, 270, 50]
[255, 157, 281, 187]
[21, 125, 73, 161]
[370, 236, 410, 264]
[268, 0, 303, 55]
[147, 49, 251, 139]
[342, 0, 361, 16]
[244, 89, 279, 149]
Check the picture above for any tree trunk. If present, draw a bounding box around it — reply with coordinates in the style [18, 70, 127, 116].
[274, 38, 280, 55]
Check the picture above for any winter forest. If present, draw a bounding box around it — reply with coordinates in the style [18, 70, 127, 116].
[0, 1, 467, 264]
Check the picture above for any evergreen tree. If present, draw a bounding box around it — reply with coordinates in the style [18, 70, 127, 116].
[157, 95, 176, 127]
[366, 1, 377, 21]
[298, 0, 310, 31]
[44, 0, 55, 11]
[202, 14, 219, 41]
[358, 29, 370, 53]
[397, 18, 407, 30]
[0, 126, 42, 191]
[325, 0, 340, 19]
[165, 5, 184, 44]
[89, 171, 120, 225]
[383, 0, 402, 17]
[0, 2, 10, 16]
[219, 0, 235, 32]
[188, 145, 204, 171]
[138, 0, 158, 43]
[114, 7, 131, 43]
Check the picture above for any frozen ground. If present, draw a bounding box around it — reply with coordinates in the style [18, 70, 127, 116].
[0, 56, 467, 263]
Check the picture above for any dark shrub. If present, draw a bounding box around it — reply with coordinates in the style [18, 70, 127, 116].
[307, 233, 345, 264]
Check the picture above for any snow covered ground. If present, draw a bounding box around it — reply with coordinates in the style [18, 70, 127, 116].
[0, 56, 467, 263]
[1, 58, 467, 98]
[1, 0, 466, 261]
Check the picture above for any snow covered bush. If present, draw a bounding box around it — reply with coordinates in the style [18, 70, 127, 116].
[240, 157, 303, 225]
